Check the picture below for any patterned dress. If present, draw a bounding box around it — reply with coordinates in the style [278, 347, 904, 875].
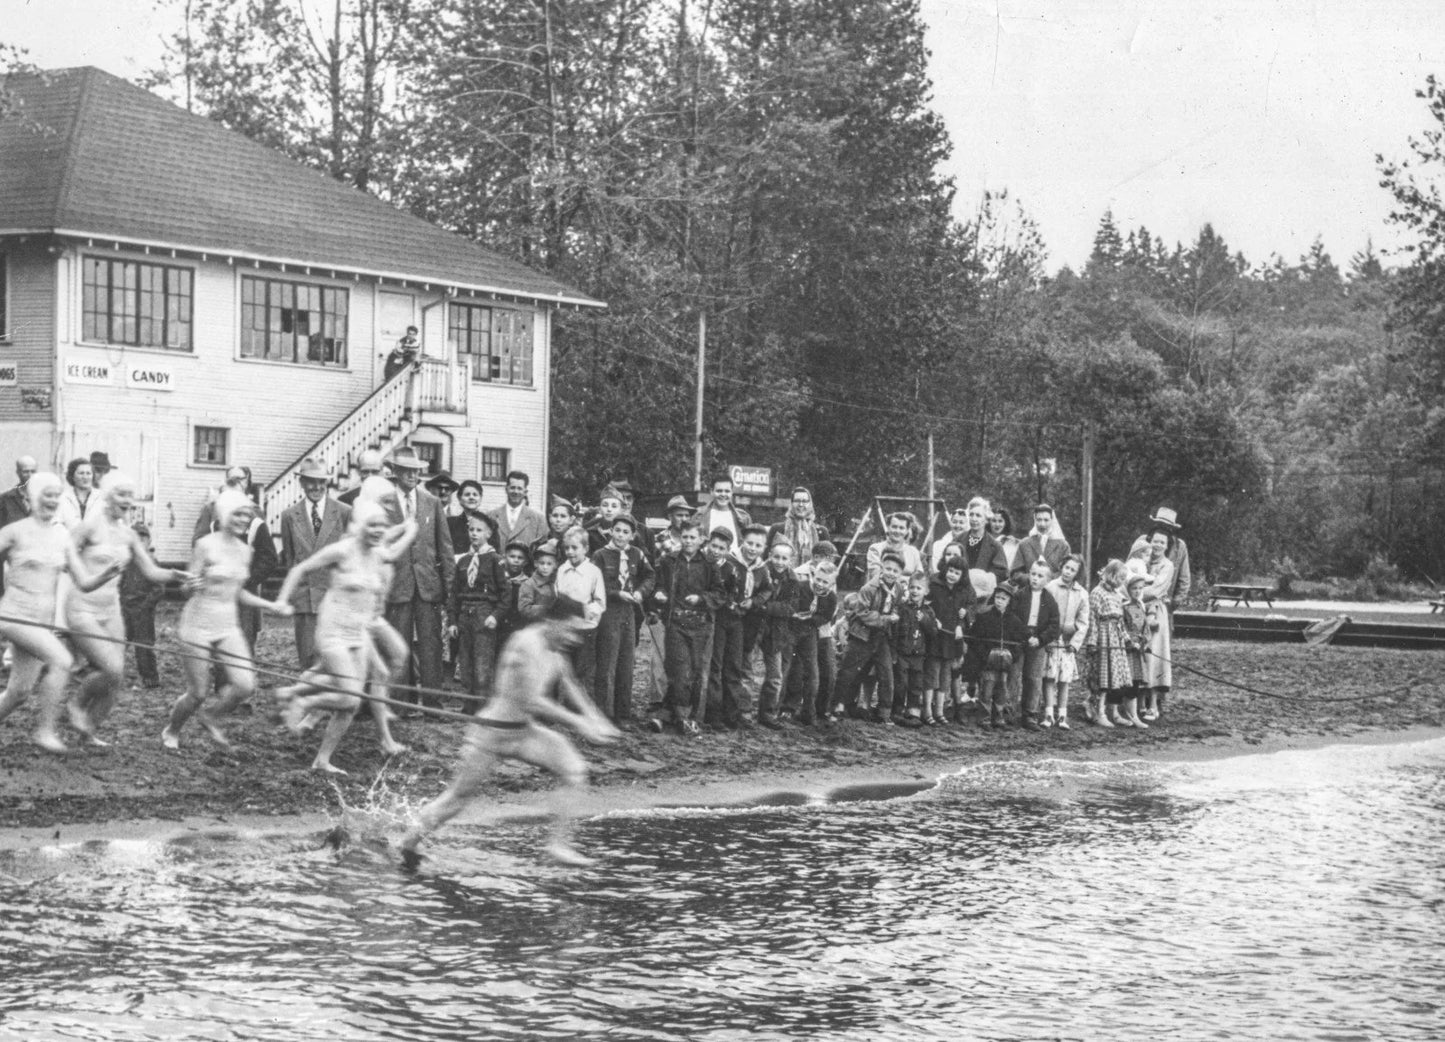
[1086, 583, 1132, 693]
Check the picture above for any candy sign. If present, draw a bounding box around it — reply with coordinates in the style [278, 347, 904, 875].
[127, 365, 176, 391]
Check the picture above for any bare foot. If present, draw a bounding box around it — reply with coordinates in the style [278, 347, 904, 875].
[34, 730, 69, 755]
[311, 761, 348, 776]
[280, 699, 309, 735]
[545, 840, 595, 868]
[85, 734, 111, 748]
[161, 726, 181, 751]
[379, 741, 408, 757]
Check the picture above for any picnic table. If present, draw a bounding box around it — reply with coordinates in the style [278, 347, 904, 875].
[1209, 583, 1276, 611]
[1431, 592, 1445, 614]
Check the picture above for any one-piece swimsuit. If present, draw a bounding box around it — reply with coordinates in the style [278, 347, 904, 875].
[178, 537, 252, 645]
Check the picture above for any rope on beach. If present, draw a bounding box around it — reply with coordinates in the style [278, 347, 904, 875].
[0, 612, 483, 726]
[1165, 658, 1437, 705]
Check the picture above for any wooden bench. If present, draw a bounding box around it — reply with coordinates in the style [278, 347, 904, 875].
[1209, 583, 1276, 611]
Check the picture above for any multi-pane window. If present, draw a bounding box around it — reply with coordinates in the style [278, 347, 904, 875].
[413, 443, 441, 473]
[240, 275, 348, 366]
[82, 256, 193, 350]
[480, 447, 510, 482]
[448, 303, 532, 386]
[194, 426, 229, 466]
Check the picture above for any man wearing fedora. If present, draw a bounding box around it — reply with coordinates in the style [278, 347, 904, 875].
[279, 458, 352, 668]
[1131, 506, 1192, 611]
[385, 447, 456, 707]
[488, 470, 548, 551]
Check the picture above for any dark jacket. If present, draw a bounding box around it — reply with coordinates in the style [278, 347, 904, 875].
[1006, 585, 1061, 649]
[591, 544, 657, 606]
[715, 554, 749, 616]
[791, 584, 839, 635]
[845, 576, 901, 643]
[891, 598, 937, 660]
[926, 575, 974, 659]
[963, 531, 1010, 583]
[1014, 532, 1072, 582]
[0, 485, 27, 529]
[654, 550, 723, 624]
[962, 608, 1029, 680]
[758, 565, 805, 650]
[448, 547, 509, 624]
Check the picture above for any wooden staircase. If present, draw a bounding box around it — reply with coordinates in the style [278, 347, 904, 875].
[260, 357, 468, 533]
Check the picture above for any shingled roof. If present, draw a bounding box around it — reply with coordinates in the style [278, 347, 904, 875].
[0, 67, 603, 308]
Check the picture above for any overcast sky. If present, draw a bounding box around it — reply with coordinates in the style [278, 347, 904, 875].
[6, 0, 1444, 271]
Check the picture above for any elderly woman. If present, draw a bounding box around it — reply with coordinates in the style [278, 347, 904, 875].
[163, 489, 286, 751]
[275, 498, 417, 773]
[767, 487, 830, 560]
[57, 457, 100, 532]
[0, 473, 124, 752]
[67, 473, 188, 743]
[1138, 530, 1176, 720]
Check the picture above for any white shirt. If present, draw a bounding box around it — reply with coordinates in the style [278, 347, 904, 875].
[506, 502, 522, 530]
[1027, 589, 1041, 627]
[556, 558, 605, 629]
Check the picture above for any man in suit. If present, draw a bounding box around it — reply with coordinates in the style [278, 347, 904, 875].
[385, 447, 455, 706]
[488, 469, 548, 551]
[338, 449, 386, 507]
[278, 458, 352, 669]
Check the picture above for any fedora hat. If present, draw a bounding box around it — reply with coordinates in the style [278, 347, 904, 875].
[298, 458, 329, 482]
[665, 494, 694, 515]
[1149, 505, 1182, 530]
[425, 469, 458, 493]
[390, 448, 425, 470]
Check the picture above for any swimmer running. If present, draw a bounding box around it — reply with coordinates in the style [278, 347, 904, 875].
[400, 595, 621, 868]
[0, 472, 125, 752]
[272, 497, 417, 773]
[164, 488, 287, 750]
[67, 473, 189, 744]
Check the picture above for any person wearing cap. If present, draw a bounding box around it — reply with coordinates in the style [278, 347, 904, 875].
[1129, 506, 1191, 613]
[120, 518, 165, 689]
[833, 549, 906, 724]
[534, 494, 574, 555]
[279, 458, 353, 668]
[962, 580, 1029, 728]
[489, 470, 548, 552]
[1014, 503, 1071, 582]
[518, 539, 561, 621]
[591, 512, 655, 725]
[448, 512, 509, 704]
[766, 487, 830, 558]
[696, 475, 752, 552]
[191, 464, 279, 652]
[400, 594, 622, 869]
[383, 447, 455, 706]
[1135, 527, 1176, 720]
[655, 495, 694, 557]
[498, 540, 533, 640]
[585, 486, 625, 554]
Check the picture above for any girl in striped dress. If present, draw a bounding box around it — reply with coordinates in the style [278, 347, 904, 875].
[1083, 559, 1131, 728]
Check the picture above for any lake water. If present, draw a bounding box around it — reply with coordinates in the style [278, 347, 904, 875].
[2, 737, 1442, 1041]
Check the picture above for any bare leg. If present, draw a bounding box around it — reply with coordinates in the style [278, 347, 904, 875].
[1055, 681, 1071, 728]
[311, 704, 360, 774]
[515, 727, 591, 864]
[196, 633, 256, 748]
[165, 650, 214, 749]
[282, 647, 365, 772]
[401, 748, 496, 853]
[1, 626, 75, 752]
[70, 619, 126, 741]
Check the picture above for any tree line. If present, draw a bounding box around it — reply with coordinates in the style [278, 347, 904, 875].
[7, 0, 1443, 590]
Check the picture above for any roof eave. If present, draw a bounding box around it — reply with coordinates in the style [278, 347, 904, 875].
[0, 226, 607, 310]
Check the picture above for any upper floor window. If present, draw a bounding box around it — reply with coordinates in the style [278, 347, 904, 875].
[240, 275, 348, 367]
[448, 303, 532, 386]
[82, 256, 193, 350]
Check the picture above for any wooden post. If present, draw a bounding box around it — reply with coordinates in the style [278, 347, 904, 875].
[1081, 424, 1096, 583]
[694, 309, 706, 493]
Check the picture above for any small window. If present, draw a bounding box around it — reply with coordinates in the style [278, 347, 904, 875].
[194, 426, 229, 466]
[449, 303, 532, 386]
[480, 447, 510, 482]
[82, 256, 193, 350]
[240, 274, 348, 367]
[412, 443, 441, 473]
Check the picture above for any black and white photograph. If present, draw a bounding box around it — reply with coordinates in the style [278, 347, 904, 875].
[1, 0, 1442, 1038]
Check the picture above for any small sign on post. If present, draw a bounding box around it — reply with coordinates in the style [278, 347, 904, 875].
[728, 464, 773, 497]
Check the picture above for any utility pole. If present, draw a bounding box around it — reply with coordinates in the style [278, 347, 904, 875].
[1081, 424, 1096, 583]
[694, 310, 706, 493]
[927, 431, 935, 502]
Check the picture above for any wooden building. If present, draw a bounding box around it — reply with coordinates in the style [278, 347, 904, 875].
[0, 67, 602, 561]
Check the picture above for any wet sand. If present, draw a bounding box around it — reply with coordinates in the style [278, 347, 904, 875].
[1, 608, 1442, 843]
